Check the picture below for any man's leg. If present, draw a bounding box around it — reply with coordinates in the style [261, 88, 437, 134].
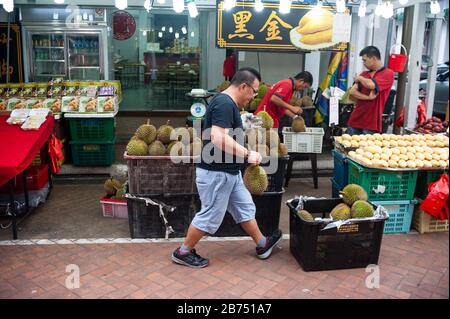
[240, 219, 264, 244]
[183, 224, 206, 250]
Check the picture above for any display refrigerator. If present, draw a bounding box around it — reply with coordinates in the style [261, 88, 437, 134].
[22, 24, 110, 82]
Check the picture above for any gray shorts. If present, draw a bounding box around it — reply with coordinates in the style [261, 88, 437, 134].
[191, 167, 256, 234]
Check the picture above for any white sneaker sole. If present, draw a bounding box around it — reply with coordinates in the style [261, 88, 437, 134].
[256, 236, 283, 260]
[171, 254, 209, 268]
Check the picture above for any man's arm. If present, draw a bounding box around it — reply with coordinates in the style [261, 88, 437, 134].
[211, 125, 248, 159]
[349, 84, 377, 101]
[285, 108, 298, 118]
[270, 95, 302, 115]
[355, 75, 377, 91]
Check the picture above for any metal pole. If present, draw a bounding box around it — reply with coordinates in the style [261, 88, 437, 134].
[393, 6, 414, 134]
[6, 12, 11, 83]
[425, 17, 443, 117]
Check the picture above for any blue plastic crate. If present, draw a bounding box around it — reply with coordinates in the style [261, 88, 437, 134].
[331, 178, 341, 198]
[332, 149, 348, 189]
[372, 200, 416, 234]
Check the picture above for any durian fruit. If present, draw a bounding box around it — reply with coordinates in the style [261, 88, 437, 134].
[278, 143, 288, 157]
[257, 111, 274, 129]
[136, 119, 157, 144]
[130, 134, 140, 141]
[297, 210, 314, 222]
[167, 141, 184, 156]
[217, 80, 230, 92]
[339, 184, 368, 206]
[257, 83, 268, 99]
[246, 128, 264, 147]
[243, 165, 268, 195]
[265, 129, 280, 148]
[351, 200, 374, 218]
[301, 95, 313, 107]
[249, 98, 261, 111]
[148, 140, 166, 156]
[113, 186, 126, 200]
[157, 120, 174, 144]
[330, 203, 351, 220]
[292, 116, 306, 132]
[126, 139, 149, 156]
[104, 177, 122, 196]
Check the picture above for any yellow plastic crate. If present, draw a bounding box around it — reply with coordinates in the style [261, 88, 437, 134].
[412, 205, 449, 234]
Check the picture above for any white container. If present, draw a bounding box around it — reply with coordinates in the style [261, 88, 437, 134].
[282, 127, 324, 153]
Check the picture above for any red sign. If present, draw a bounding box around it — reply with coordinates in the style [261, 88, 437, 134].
[113, 11, 136, 41]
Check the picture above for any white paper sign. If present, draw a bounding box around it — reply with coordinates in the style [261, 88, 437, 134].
[332, 13, 351, 43]
[329, 96, 339, 125]
[238, 51, 246, 62]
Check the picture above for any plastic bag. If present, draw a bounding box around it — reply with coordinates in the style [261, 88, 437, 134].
[395, 107, 405, 128]
[420, 174, 449, 221]
[48, 134, 64, 175]
[416, 99, 427, 126]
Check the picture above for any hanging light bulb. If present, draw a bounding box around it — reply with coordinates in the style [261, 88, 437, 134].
[115, 0, 128, 10]
[224, 0, 236, 11]
[175, 32, 180, 39]
[190, 31, 195, 37]
[173, 0, 185, 13]
[430, 1, 441, 14]
[358, 0, 367, 17]
[3, 0, 14, 12]
[181, 26, 187, 34]
[399, 0, 408, 5]
[54, 0, 65, 4]
[375, 1, 383, 16]
[169, 26, 173, 33]
[83, 12, 88, 20]
[187, 0, 199, 18]
[161, 26, 166, 32]
[382, 1, 394, 19]
[255, 0, 264, 12]
[144, 0, 152, 11]
[279, 0, 292, 14]
[143, 30, 147, 36]
[336, 0, 346, 13]
[158, 31, 163, 38]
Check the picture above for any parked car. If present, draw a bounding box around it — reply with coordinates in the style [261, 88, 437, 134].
[419, 69, 449, 118]
[420, 62, 449, 80]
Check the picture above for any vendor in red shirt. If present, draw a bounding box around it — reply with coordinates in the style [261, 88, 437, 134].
[347, 46, 394, 134]
[255, 71, 313, 128]
[223, 49, 236, 81]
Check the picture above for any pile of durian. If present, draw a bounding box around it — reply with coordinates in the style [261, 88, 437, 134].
[104, 177, 126, 200]
[126, 120, 201, 157]
[335, 133, 449, 149]
[297, 184, 375, 222]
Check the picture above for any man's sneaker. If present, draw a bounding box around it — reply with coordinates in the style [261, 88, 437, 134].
[172, 247, 209, 268]
[256, 229, 283, 260]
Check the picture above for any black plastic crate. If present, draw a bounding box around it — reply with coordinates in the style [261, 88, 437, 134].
[212, 190, 285, 237]
[127, 194, 200, 239]
[240, 156, 289, 193]
[288, 198, 387, 271]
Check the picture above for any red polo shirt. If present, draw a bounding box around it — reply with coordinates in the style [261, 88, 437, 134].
[255, 78, 294, 128]
[347, 67, 394, 133]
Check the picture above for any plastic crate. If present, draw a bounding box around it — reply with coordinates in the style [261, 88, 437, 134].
[371, 200, 416, 234]
[332, 149, 348, 189]
[288, 198, 386, 271]
[331, 178, 341, 198]
[348, 159, 418, 201]
[412, 204, 449, 234]
[125, 153, 197, 195]
[241, 156, 289, 193]
[415, 171, 447, 200]
[68, 118, 115, 142]
[100, 197, 128, 219]
[0, 164, 49, 193]
[127, 194, 200, 239]
[212, 190, 285, 237]
[282, 127, 324, 153]
[70, 139, 115, 166]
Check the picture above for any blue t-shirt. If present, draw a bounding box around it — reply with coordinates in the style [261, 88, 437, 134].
[197, 93, 244, 175]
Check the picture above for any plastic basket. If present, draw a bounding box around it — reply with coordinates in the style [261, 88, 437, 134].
[371, 200, 416, 234]
[212, 190, 285, 237]
[127, 194, 200, 238]
[282, 127, 324, 153]
[0, 164, 49, 193]
[288, 198, 386, 271]
[70, 138, 115, 166]
[100, 197, 128, 219]
[241, 156, 289, 193]
[68, 118, 115, 142]
[331, 178, 341, 198]
[332, 149, 348, 189]
[348, 159, 418, 201]
[125, 153, 197, 195]
[412, 204, 449, 234]
[415, 171, 448, 200]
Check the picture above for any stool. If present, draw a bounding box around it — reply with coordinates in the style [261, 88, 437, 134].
[284, 153, 318, 189]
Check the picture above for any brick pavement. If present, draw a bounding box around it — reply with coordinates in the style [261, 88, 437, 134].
[0, 232, 448, 299]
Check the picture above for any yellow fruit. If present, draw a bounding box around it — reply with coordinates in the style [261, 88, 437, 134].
[342, 134, 352, 141]
[423, 160, 433, 168]
[398, 160, 407, 168]
[364, 152, 374, 160]
[389, 140, 399, 147]
[300, 29, 333, 45]
[351, 140, 359, 148]
[297, 9, 333, 34]
[356, 148, 365, 155]
[388, 160, 399, 168]
[373, 153, 381, 160]
[407, 160, 417, 168]
[407, 152, 416, 161]
[351, 135, 361, 141]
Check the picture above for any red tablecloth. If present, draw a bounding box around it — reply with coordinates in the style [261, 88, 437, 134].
[0, 115, 55, 187]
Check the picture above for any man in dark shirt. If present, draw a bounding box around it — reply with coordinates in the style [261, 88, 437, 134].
[172, 68, 283, 268]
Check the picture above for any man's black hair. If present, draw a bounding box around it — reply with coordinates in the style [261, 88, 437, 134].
[231, 67, 262, 86]
[294, 71, 313, 85]
[359, 46, 381, 60]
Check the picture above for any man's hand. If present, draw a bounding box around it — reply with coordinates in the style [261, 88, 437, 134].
[248, 150, 262, 165]
[368, 90, 378, 100]
[292, 106, 303, 115]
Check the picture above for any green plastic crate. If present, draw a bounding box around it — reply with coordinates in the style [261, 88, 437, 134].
[70, 138, 115, 166]
[415, 170, 448, 200]
[69, 118, 115, 142]
[348, 159, 418, 201]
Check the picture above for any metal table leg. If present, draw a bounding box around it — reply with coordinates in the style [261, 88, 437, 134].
[8, 179, 17, 240]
